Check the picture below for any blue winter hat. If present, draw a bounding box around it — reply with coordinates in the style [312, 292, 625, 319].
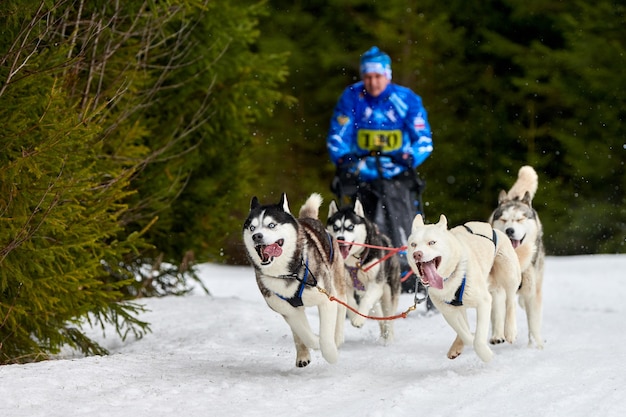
[360, 46, 392, 79]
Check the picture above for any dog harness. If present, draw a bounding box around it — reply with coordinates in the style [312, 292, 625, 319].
[447, 276, 466, 306]
[346, 266, 366, 291]
[276, 259, 311, 308]
[275, 233, 335, 308]
[462, 224, 498, 251]
[446, 225, 498, 306]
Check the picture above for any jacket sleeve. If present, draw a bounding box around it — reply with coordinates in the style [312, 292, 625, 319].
[397, 89, 433, 168]
[327, 87, 357, 166]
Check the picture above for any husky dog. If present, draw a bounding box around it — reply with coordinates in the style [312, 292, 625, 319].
[406, 214, 521, 362]
[326, 198, 401, 343]
[489, 165, 545, 349]
[242, 193, 347, 367]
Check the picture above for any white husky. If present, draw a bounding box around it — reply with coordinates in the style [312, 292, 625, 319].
[406, 214, 521, 362]
[489, 165, 545, 348]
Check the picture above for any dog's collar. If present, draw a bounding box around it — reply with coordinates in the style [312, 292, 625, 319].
[351, 246, 369, 263]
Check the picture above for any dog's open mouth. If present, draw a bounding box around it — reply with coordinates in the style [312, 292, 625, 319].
[255, 239, 284, 265]
[338, 242, 352, 259]
[416, 256, 444, 289]
[509, 236, 524, 249]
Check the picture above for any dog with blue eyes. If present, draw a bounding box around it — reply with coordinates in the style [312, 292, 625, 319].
[243, 193, 347, 368]
[326, 198, 401, 343]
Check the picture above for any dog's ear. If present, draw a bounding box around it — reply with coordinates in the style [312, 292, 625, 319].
[328, 200, 338, 218]
[411, 213, 425, 230]
[354, 198, 365, 218]
[437, 214, 448, 229]
[521, 191, 533, 207]
[280, 193, 291, 213]
[498, 190, 508, 205]
[250, 196, 260, 210]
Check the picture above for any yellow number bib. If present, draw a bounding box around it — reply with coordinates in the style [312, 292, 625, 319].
[356, 129, 402, 152]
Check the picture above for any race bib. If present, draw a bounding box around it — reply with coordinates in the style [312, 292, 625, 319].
[357, 129, 402, 152]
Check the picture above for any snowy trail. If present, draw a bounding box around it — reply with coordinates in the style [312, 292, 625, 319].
[1, 255, 625, 417]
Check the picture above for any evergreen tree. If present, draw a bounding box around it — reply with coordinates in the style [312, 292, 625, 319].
[0, 0, 289, 363]
[126, 0, 291, 266]
[0, 1, 150, 361]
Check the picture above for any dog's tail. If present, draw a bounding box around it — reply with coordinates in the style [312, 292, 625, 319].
[507, 165, 538, 201]
[299, 193, 323, 219]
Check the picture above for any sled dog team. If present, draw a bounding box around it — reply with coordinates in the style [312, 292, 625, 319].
[243, 166, 545, 367]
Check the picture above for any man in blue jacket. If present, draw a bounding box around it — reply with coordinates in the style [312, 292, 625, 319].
[327, 46, 433, 299]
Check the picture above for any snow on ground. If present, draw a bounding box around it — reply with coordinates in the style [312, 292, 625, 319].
[1, 255, 625, 417]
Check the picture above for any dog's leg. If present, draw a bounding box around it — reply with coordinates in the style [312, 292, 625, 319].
[448, 335, 465, 359]
[352, 282, 384, 328]
[266, 297, 320, 366]
[473, 300, 495, 362]
[281, 310, 319, 368]
[281, 308, 320, 351]
[520, 270, 544, 349]
[503, 277, 519, 345]
[345, 290, 358, 321]
[317, 301, 340, 364]
[369, 301, 391, 343]
[442, 309, 474, 360]
[293, 333, 312, 367]
[379, 284, 397, 343]
[334, 302, 346, 348]
[489, 286, 507, 344]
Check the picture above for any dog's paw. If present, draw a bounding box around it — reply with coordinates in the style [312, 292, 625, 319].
[351, 315, 366, 328]
[490, 337, 506, 345]
[296, 358, 311, 368]
[447, 349, 462, 360]
[504, 331, 517, 344]
[448, 335, 465, 359]
[447, 337, 464, 359]
[379, 327, 394, 345]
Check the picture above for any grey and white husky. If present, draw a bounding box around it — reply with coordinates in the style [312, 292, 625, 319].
[326, 198, 401, 343]
[242, 193, 347, 367]
[489, 165, 545, 349]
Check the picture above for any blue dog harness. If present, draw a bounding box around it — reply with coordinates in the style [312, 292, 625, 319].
[446, 225, 498, 306]
[275, 233, 335, 308]
[276, 259, 311, 308]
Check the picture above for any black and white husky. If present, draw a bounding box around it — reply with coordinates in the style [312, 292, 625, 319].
[489, 165, 545, 349]
[242, 193, 347, 367]
[326, 198, 401, 343]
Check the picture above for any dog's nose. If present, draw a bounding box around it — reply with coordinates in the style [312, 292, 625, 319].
[413, 251, 423, 261]
[505, 228, 515, 237]
[252, 233, 263, 242]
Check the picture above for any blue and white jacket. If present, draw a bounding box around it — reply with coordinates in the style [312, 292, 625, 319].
[327, 81, 433, 181]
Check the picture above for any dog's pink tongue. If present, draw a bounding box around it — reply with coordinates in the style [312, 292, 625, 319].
[511, 239, 521, 249]
[421, 261, 444, 290]
[263, 243, 283, 258]
[339, 245, 350, 259]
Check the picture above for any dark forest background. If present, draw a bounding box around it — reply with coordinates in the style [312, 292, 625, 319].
[0, 0, 623, 362]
